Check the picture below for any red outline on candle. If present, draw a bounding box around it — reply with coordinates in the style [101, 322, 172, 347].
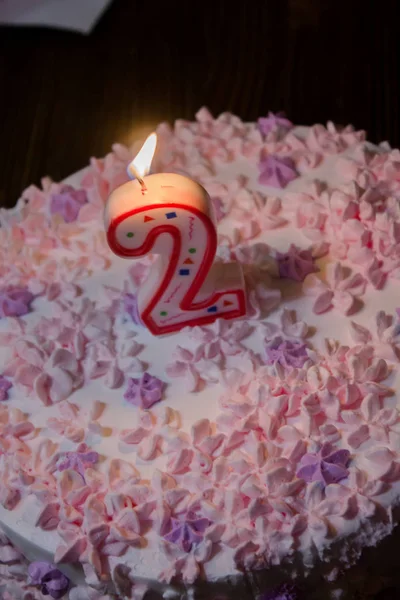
[107, 203, 246, 335]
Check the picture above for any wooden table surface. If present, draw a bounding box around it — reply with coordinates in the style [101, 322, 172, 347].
[1, 0, 399, 208]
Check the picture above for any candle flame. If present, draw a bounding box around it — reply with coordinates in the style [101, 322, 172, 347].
[129, 133, 157, 179]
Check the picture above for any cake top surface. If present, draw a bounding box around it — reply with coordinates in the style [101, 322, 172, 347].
[1, 107, 400, 598]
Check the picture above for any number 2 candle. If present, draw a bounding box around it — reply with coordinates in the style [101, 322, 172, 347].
[104, 134, 247, 336]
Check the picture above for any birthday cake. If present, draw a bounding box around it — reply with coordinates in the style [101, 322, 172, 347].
[2, 108, 400, 600]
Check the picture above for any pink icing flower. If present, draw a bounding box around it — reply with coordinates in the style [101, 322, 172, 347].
[19, 181, 48, 211]
[80, 144, 131, 210]
[306, 122, 365, 154]
[304, 262, 366, 315]
[239, 452, 282, 502]
[258, 156, 298, 188]
[245, 271, 281, 320]
[57, 295, 144, 389]
[298, 480, 352, 545]
[223, 241, 275, 270]
[85, 340, 132, 390]
[224, 129, 263, 161]
[206, 179, 245, 218]
[0, 286, 34, 318]
[296, 443, 350, 485]
[276, 244, 318, 282]
[320, 474, 385, 524]
[0, 376, 12, 401]
[52, 491, 90, 562]
[346, 468, 388, 506]
[219, 353, 311, 441]
[4, 336, 82, 405]
[105, 458, 142, 500]
[295, 150, 322, 173]
[83, 490, 146, 563]
[47, 400, 105, 443]
[124, 372, 164, 409]
[287, 185, 328, 241]
[166, 345, 219, 392]
[322, 339, 383, 379]
[0, 406, 35, 498]
[350, 311, 400, 362]
[30, 298, 122, 384]
[285, 168, 400, 287]
[189, 319, 252, 357]
[261, 308, 308, 341]
[128, 258, 154, 288]
[50, 185, 88, 223]
[0, 315, 26, 346]
[0, 460, 22, 510]
[342, 392, 400, 450]
[120, 407, 181, 460]
[0, 405, 35, 443]
[259, 196, 287, 230]
[230, 195, 261, 241]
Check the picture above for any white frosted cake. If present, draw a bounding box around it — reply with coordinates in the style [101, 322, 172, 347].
[1, 108, 400, 600]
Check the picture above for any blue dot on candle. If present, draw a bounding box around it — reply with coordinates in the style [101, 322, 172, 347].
[207, 306, 218, 313]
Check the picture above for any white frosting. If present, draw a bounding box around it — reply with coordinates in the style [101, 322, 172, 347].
[1, 114, 400, 599]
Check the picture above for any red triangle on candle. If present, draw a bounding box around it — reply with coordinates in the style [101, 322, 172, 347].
[144, 215, 154, 222]
[183, 258, 194, 264]
[223, 300, 233, 306]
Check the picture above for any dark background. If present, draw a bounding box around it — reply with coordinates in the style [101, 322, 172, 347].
[0, 0, 399, 209]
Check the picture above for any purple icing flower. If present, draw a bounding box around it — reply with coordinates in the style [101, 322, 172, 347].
[50, 185, 88, 223]
[395, 308, 400, 335]
[124, 372, 164, 409]
[276, 244, 318, 282]
[0, 286, 34, 318]
[164, 511, 211, 552]
[258, 112, 293, 137]
[57, 443, 99, 480]
[296, 443, 350, 486]
[211, 196, 226, 222]
[123, 292, 142, 325]
[258, 156, 298, 188]
[28, 561, 69, 599]
[0, 375, 12, 401]
[261, 583, 299, 600]
[264, 337, 309, 368]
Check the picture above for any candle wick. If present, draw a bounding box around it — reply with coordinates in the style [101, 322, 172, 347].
[128, 163, 147, 193]
[136, 174, 147, 191]
[139, 178, 147, 194]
